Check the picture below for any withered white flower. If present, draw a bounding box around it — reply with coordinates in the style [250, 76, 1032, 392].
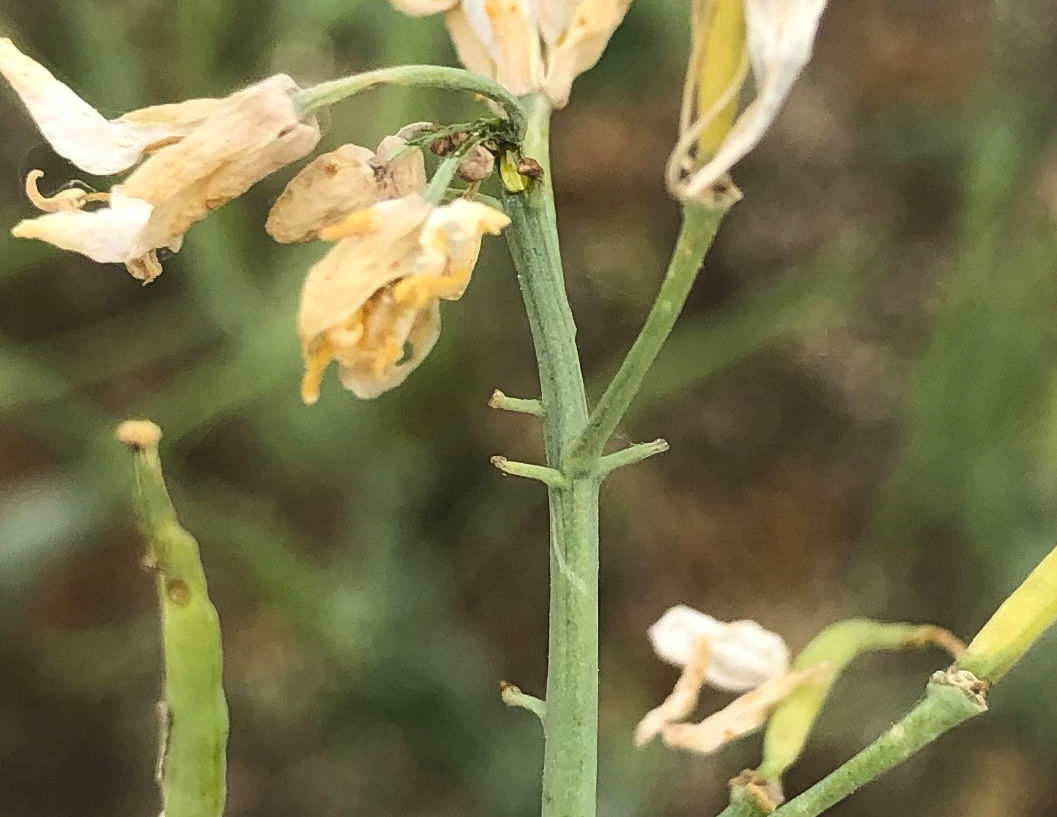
[296, 195, 509, 402]
[636, 605, 792, 747]
[668, 0, 828, 202]
[388, 0, 634, 108]
[2, 40, 320, 281]
[0, 38, 222, 175]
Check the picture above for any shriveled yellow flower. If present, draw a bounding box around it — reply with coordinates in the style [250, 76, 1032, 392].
[668, 0, 828, 202]
[388, 0, 634, 108]
[296, 196, 510, 402]
[1, 39, 320, 281]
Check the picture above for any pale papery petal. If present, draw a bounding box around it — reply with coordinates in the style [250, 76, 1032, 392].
[542, 0, 634, 108]
[337, 300, 442, 399]
[374, 135, 428, 198]
[681, 0, 828, 199]
[445, 7, 498, 80]
[265, 144, 381, 244]
[297, 196, 433, 345]
[11, 191, 155, 264]
[0, 38, 218, 175]
[659, 665, 831, 755]
[462, 0, 544, 95]
[120, 74, 320, 253]
[539, 0, 582, 47]
[647, 605, 790, 693]
[388, 0, 459, 15]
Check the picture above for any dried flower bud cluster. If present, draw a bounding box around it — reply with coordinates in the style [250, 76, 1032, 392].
[636, 605, 825, 755]
[0, 39, 319, 281]
[668, 0, 828, 202]
[389, 0, 635, 108]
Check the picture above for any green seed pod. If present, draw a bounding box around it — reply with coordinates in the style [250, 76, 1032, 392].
[116, 420, 229, 817]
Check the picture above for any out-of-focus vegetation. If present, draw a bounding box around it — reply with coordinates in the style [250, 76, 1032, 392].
[1, 1, 1056, 816]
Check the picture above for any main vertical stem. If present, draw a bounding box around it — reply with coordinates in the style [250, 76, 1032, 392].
[503, 93, 599, 817]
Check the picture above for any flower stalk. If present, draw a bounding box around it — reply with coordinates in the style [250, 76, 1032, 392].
[293, 65, 526, 140]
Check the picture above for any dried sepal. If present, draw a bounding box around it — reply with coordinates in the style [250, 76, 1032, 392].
[659, 664, 832, 755]
[0, 38, 220, 175]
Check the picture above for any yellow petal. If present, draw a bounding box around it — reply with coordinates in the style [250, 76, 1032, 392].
[120, 74, 321, 253]
[297, 196, 433, 348]
[0, 38, 217, 175]
[542, 0, 634, 108]
[539, 0, 583, 47]
[337, 300, 442, 399]
[414, 198, 510, 301]
[11, 191, 154, 264]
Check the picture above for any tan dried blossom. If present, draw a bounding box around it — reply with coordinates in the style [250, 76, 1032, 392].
[636, 605, 800, 751]
[266, 135, 426, 244]
[388, 0, 634, 108]
[668, 0, 828, 202]
[1, 39, 320, 281]
[295, 195, 509, 402]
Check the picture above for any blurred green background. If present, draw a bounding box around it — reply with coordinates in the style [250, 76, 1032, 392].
[2, 1, 1057, 815]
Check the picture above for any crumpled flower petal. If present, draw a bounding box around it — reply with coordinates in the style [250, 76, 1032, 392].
[11, 191, 155, 263]
[296, 193, 509, 403]
[389, 0, 628, 107]
[461, 0, 545, 96]
[542, 0, 635, 108]
[648, 605, 790, 692]
[677, 0, 828, 200]
[118, 73, 320, 255]
[266, 135, 425, 244]
[658, 664, 831, 755]
[0, 38, 220, 175]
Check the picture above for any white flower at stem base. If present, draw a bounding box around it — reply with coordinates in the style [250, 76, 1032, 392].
[388, 0, 634, 108]
[2, 39, 320, 282]
[668, 0, 828, 202]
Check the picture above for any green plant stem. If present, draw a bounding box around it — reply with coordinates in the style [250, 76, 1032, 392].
[502, 92, 598, 817]
[293, 65, 526, 139]
[565, 202, 727, 470]
[764, 670, 987, 817]
[116, 422, 228, 817]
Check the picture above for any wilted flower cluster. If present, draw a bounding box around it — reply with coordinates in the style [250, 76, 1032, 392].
[0, 39, 320, 282]
[636, 605, 829, 754]
[1, 40, 510, 400]
[266, 133, 509, 402]
[668, 0, 828, 202]
[388, 0, 634, 108]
